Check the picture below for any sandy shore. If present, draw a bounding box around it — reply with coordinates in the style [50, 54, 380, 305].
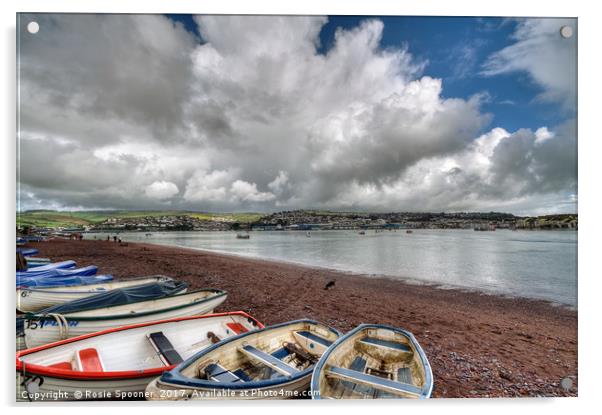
[24, 238, 578, 398]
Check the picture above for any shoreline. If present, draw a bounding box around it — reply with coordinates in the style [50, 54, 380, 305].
[129, 240, 578, 311]
[115, 231, 577, 310]
[26, 238, 578, 398]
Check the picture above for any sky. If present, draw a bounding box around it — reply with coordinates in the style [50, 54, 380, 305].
[17, 14, 577, 215]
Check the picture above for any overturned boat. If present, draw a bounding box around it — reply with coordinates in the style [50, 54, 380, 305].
[311, 324, 433, 399]
[17, 312, 263, 401]
[20, 285, 226, 349]
[17, 275, 176, 313]
[146, 319, 341, 400]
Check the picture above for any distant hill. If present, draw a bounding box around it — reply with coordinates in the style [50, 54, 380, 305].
[16, 210, 264, 228]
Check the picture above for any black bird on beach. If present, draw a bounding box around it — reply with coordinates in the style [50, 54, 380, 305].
[324, 280, 336, 290]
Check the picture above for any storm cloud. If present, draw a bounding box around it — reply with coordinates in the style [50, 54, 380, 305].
[17, 15, 577, 214]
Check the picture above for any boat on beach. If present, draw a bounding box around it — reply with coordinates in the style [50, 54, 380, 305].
[17, 275, 177, 313]
[311, 324, 433, 399]
[146, 319, 341, 400]
[17, 266, 99, 287]
[16, 312, 263, 401]
[21, 288, 227, 349]
[16, 274, 113, 289]
[19, 260, 76, 274]
[17, 248, 39, 257]
[24, 258, 52, 267]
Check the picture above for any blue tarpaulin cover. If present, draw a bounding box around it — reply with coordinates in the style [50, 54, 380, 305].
[17, 280, 187, 336]
[16, 248, 39, 256]
[19, 260, 76, 274]
[40, 280, 188, 315]
[16, 274, 113, 288]
[17, 265, 98, 286]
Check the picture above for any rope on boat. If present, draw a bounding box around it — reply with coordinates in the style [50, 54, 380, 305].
[46, 313, 69, 340]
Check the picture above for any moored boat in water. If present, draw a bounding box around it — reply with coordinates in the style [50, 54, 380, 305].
[16, 311, 263, 401]
[311, 324, 433, 399]
[146, 319, 341, 400]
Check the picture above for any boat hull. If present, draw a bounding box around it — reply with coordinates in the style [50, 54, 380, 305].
[23, 291, 227, 349]
[16, 276, 175, 313]
[17, 372, 156, 401]
[145, 374, 312, 400]
[17, 312, 261, 401]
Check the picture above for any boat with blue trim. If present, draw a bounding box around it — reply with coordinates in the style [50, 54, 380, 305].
[311, 324, 433, 399]
[146, 319, 341, 399]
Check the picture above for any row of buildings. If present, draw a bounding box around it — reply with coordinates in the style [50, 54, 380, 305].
[86, 211, 577, 232]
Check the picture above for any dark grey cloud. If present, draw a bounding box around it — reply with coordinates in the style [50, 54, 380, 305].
[17, 14, 577, 214]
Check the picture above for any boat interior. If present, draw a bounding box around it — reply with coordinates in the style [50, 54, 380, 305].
[316, 326, 428, 399]
[178, 321, 339, 385]
[19, 315, 258, 373]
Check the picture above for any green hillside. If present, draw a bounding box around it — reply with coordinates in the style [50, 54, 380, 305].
[16, 210, 264, 228]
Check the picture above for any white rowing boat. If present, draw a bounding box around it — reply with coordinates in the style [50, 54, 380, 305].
[146, 319, 341, 400]
[17, 312, 263, 401]
[22, 289, 227, 349]
[16, 276, 176, 313]
[311, 324, 433, 399]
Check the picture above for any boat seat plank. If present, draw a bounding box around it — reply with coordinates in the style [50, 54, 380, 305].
[342, 356, 370, 395]
[148, 331, 184, 366]
[232, 368, 252, 382]
[295, 330, 333, 347]
[77, 348, 104, 372]
[325, 366, 423, 396]
[359, 337, 412, 352]
[205, 363, 243, 383]
[239, 345, 299, 376]
[271, 347, 291, 360]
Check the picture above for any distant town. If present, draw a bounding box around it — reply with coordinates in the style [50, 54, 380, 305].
[17, 210, 578, 233]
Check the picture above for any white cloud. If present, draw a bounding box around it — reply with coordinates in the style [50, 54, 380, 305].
[268, 171, 290, 194]
[145, 181, 179, 200]
[17, 15, 577, 214]
[482, 18, 577, 109]
[230, 180, 275, 202]
[183, 170, 234, 203]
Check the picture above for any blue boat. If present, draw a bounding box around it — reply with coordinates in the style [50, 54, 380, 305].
[17, 248, 39, 257]
[17, 266, 98, 286]
[20, 260, 76, 274]
[16, 274, 113, 288]
[22, 258, 52, 268]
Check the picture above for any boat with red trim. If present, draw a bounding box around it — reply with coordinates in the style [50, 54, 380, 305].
[17, 311, 263, 401]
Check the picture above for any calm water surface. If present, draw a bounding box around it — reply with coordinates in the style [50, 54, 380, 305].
[117, 229, 577, 306]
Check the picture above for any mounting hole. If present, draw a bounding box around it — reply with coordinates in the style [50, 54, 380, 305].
[560, 377, 573, 391]
[560, 25, 573, 39]
[27, 21, 39, 34]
